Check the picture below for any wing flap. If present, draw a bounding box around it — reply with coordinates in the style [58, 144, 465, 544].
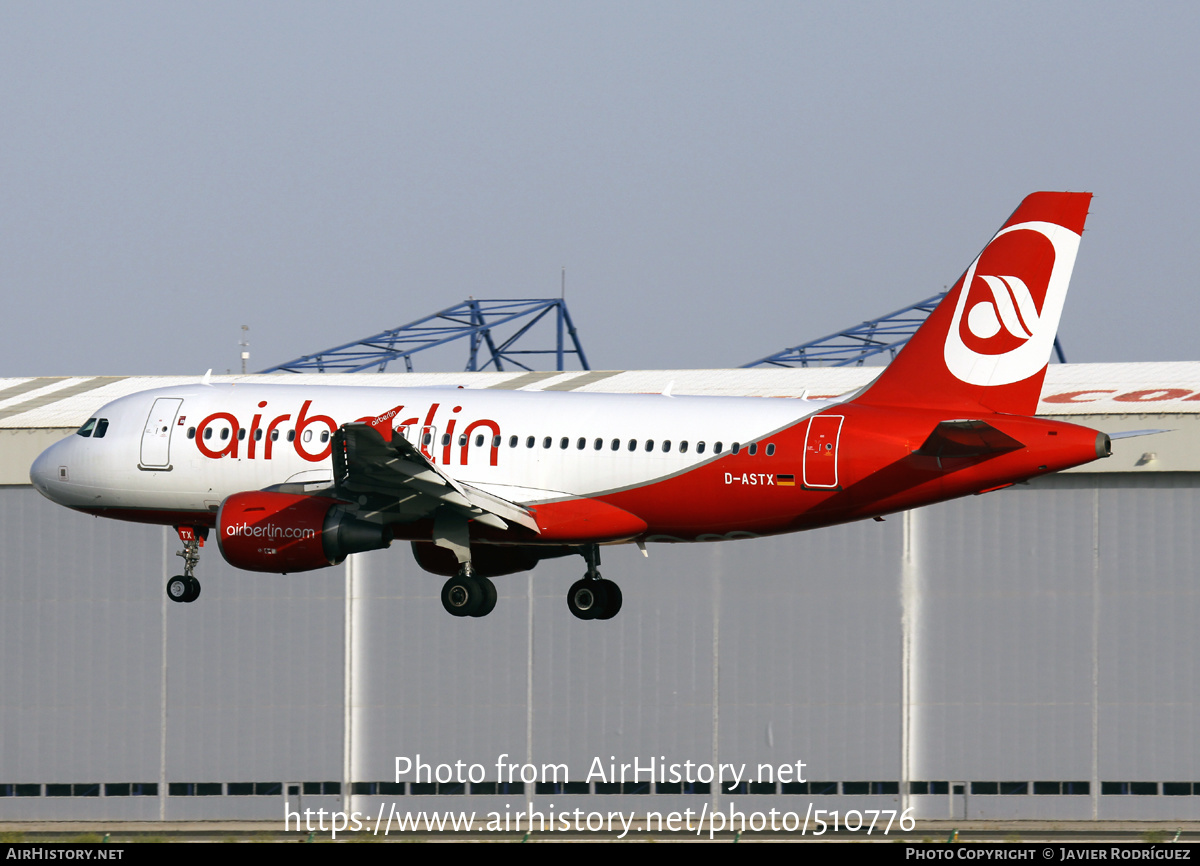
[333, 423, 539, 533]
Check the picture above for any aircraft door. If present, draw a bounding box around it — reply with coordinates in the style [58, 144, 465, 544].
[802, 415, 843, 489]
[139, 398, 183, 470]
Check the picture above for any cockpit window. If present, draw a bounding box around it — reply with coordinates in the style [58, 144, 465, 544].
[76, 418, 97, 438]
[94, 419, 109, 438]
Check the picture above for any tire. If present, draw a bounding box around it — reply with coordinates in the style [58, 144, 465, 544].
[567, 577, 608, 620]
[167, 576, 190, 603]
[185, 576, 201, 603]
[595, 579, 622, 620]
[441, 574, 483, 617]
[472, 577, 498, 617]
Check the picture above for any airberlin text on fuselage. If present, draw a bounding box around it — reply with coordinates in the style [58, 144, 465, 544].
[192, 400, 502, 466]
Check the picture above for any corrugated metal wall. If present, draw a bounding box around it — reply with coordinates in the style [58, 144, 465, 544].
[1, 473, 1198, 821]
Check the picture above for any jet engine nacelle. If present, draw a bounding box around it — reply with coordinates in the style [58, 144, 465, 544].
[217, 491, 391, 573]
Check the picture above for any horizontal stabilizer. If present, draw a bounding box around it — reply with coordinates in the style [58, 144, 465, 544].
[1108, 429, 1172, 440]
[916, 419, 1024, 459]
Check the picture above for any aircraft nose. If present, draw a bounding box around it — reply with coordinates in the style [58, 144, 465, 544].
[30, 439, 67, 501]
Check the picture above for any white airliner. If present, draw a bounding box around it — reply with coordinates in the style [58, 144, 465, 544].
[30, 192, 1110, 620]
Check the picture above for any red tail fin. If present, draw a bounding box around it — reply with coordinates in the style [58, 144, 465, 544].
[853, 192, 1092, 416]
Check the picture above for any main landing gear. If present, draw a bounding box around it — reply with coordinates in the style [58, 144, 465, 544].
[433, 510, 497, 618]
[440, 567, 498, 618]
[167, 526, 206, 604]
[567, 545, 622, 621]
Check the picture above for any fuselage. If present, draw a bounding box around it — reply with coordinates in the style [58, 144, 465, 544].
[30, 381, 1106, 545]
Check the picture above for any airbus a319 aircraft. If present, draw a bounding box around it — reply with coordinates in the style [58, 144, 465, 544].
[30, 192, 1110, 621]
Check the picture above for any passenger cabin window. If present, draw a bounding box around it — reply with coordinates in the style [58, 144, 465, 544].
[94, 419, 109, 438]
[714, 442, 723, 453]
[476, 434, 485, 447]
[697, 442, 706, 454]
[577, 438, 586, 450]
[76, 419, 97, 438]
[628, 439, 637, 452]
[611, 439, 620, 451]
[492, 435, 502, 448]
[320, 431, 329, 443]
[238, 429, 246, 441]
[271, 430, 280, 441]
[543, 437, 552, 449]
[594, 438, 603, 450]
[457, 434, 466, 446]
[204, 428, 213, 440]
[662, 441, 671, 452]
[254, 429, 263, 441]
[187, 427, 196, 439]
[526, 436, 535, 448]
[766, 443, 775, 456]
[679, 441, 688, 453]
[731, 442, 740, 454]
[220, 428, 230, 441]
[288, 431, 296, 442]
[559, 437, 569, 449]
[748, 443, 757, 456]
[644, 440, 654, 452]
[509, 436, 518, 448]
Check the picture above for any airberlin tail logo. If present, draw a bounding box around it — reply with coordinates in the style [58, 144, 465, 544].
[944, 220, 1081, 387]
[970, 275, 1039, 341]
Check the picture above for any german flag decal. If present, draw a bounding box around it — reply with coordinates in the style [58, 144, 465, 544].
[776, 474, 795, 486]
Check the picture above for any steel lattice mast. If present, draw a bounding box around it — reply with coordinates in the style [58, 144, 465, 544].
[260, 298, 589, 374]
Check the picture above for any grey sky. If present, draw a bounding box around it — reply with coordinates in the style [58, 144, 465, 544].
[1, 2, 1196, 377]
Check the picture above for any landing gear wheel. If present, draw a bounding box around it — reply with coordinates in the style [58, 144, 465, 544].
[185, 576, 201, 602]
[472, 577, 497, 618]
[441, 573, 484, 617]
[167, 576, 192, 603]
[594, 579, 622, 620]
[567, 577, 609, 620]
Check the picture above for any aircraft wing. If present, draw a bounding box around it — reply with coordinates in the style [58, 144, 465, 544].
[331, 423, 540, 533]
[915, 419, 1024, 459]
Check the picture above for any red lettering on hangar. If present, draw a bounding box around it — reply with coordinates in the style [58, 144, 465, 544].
[1042, 387, 1200, 404]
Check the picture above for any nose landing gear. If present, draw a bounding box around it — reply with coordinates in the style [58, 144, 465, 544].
[168, 526, 206, 604]
[567, 544, 622, 621]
